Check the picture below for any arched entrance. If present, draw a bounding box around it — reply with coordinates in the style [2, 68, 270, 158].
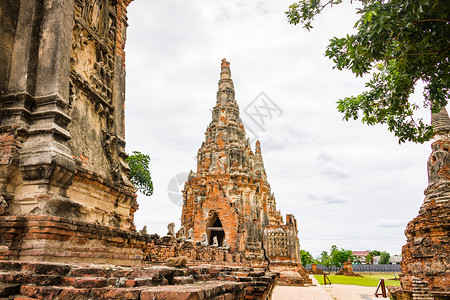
[206, 212, 225, 247]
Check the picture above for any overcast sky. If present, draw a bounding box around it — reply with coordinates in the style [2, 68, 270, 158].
[124, 0, 446, 258]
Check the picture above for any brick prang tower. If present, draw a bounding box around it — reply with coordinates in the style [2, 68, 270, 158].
[181, 60, 311, 284]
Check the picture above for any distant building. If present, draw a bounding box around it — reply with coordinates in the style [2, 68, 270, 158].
[352, 251, 370, 264]
[373, 255, 381, 264]
[390, 255, 402, 265]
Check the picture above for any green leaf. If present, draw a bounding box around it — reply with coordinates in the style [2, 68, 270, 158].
[287, 0, 450, 143]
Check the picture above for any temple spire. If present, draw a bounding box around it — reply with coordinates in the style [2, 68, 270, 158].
[255, 140, 262, 157]
[255, 140, 266, 180]
[431, 107, 450, 135]
[218, 58, 234, 93]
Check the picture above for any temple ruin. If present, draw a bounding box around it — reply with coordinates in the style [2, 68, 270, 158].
[181, 59, 311, 285]
[0, 1, 280, 299]
[397, 108, 450, 300]
[3, 0, 447, 299]
[0, 0, 136, 231]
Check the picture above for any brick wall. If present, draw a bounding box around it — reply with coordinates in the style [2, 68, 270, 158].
[0, 215, 252, 267]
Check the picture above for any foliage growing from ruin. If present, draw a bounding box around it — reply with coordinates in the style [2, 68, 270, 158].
[286, 0, 450, 143]
[126, 151, 154, 196]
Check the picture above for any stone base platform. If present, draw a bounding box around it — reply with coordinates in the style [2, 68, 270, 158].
[387, 285, 450, 300]
[0, 215, 245, 266]
[269, 264, 312, 286]
[0, 215, 279, 299]
[0, 260, 278, 299]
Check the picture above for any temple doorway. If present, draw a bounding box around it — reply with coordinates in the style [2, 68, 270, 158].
[206, 212, 225, 246]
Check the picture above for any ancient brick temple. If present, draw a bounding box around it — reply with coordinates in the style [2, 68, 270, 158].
[0, 1, 280, 299]
[0, 0, 136, 231]
[181, 59, 310, 284]
[398, 108, 450, 300]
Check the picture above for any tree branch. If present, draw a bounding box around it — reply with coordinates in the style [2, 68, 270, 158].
[412, 18, 450, 25]
[382, 47, 450, 60]
[394, 19, 450, 41]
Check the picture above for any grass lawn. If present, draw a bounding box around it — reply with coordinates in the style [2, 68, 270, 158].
[314, 272, 401, 287]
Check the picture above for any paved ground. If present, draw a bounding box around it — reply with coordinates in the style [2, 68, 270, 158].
[272, 276, 390, 300]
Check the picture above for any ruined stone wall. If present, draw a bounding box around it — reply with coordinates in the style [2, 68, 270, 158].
[264, 214, 301, 268]
[0, 215, 145, 265]
[192, 179, 241, 250]
[0, 0, 20, 93]
[0, 215, 251, 267]
[143, 237, 247, 266]
[67, 0, 136, 229]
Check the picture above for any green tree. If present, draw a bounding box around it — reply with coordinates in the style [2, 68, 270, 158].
[300, 250, 315, 266]
[365, 253, 373, 264]
[379, 251, 391, 264]
[319, 250, 333, 268]
[370, 250, 381, 257]
[126, 151, 154, 196]
[330, 245, 354, 268]
[286, 0, 449, 143]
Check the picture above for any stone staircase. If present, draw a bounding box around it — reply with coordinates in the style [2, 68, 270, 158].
[0, 261, 278, 299]
[412, 278, 434, 300]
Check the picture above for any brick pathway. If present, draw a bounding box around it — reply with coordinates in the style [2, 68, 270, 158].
[272, 276, 334, 300]
[272, 276, 387, 300]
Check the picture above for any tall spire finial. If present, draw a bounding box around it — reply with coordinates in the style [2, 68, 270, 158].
[254, 140, 266, 180]
[221, 58, 230, 67]
[218, 58, 233, 91]
[431, 107, 450, 135]
[255, 140, 261, 155]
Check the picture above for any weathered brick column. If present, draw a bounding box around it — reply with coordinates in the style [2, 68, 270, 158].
[0, 0, 76, 216]
[400, 108, 450, 299]
[0, 0, 137, 232]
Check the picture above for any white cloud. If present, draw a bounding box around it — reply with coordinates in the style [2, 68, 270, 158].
[376, 219, 410, 228]
[320, 165, 350, 180]
[306, 193, 347, 205]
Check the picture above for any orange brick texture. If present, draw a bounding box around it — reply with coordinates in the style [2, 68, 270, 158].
[0, 215, 251, 267]
[0, 129, 21, 165]
[0, 260, 278, 300]
[399, 108, 450, 300]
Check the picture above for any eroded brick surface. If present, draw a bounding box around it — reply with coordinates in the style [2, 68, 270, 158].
[0, 260, 277, 300]
[399, 108, 450, 299]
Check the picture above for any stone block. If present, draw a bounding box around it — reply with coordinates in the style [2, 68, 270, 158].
[90, 288, 141, 300]
[57, 288, 91, 300]
[62, 277, 107, 289]
[140, 290, 202, 300]
[20, 285, 62, 300]
[173, 276, 195, 285]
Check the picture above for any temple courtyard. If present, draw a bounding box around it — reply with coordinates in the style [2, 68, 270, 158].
[272, 276, 387, 300]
